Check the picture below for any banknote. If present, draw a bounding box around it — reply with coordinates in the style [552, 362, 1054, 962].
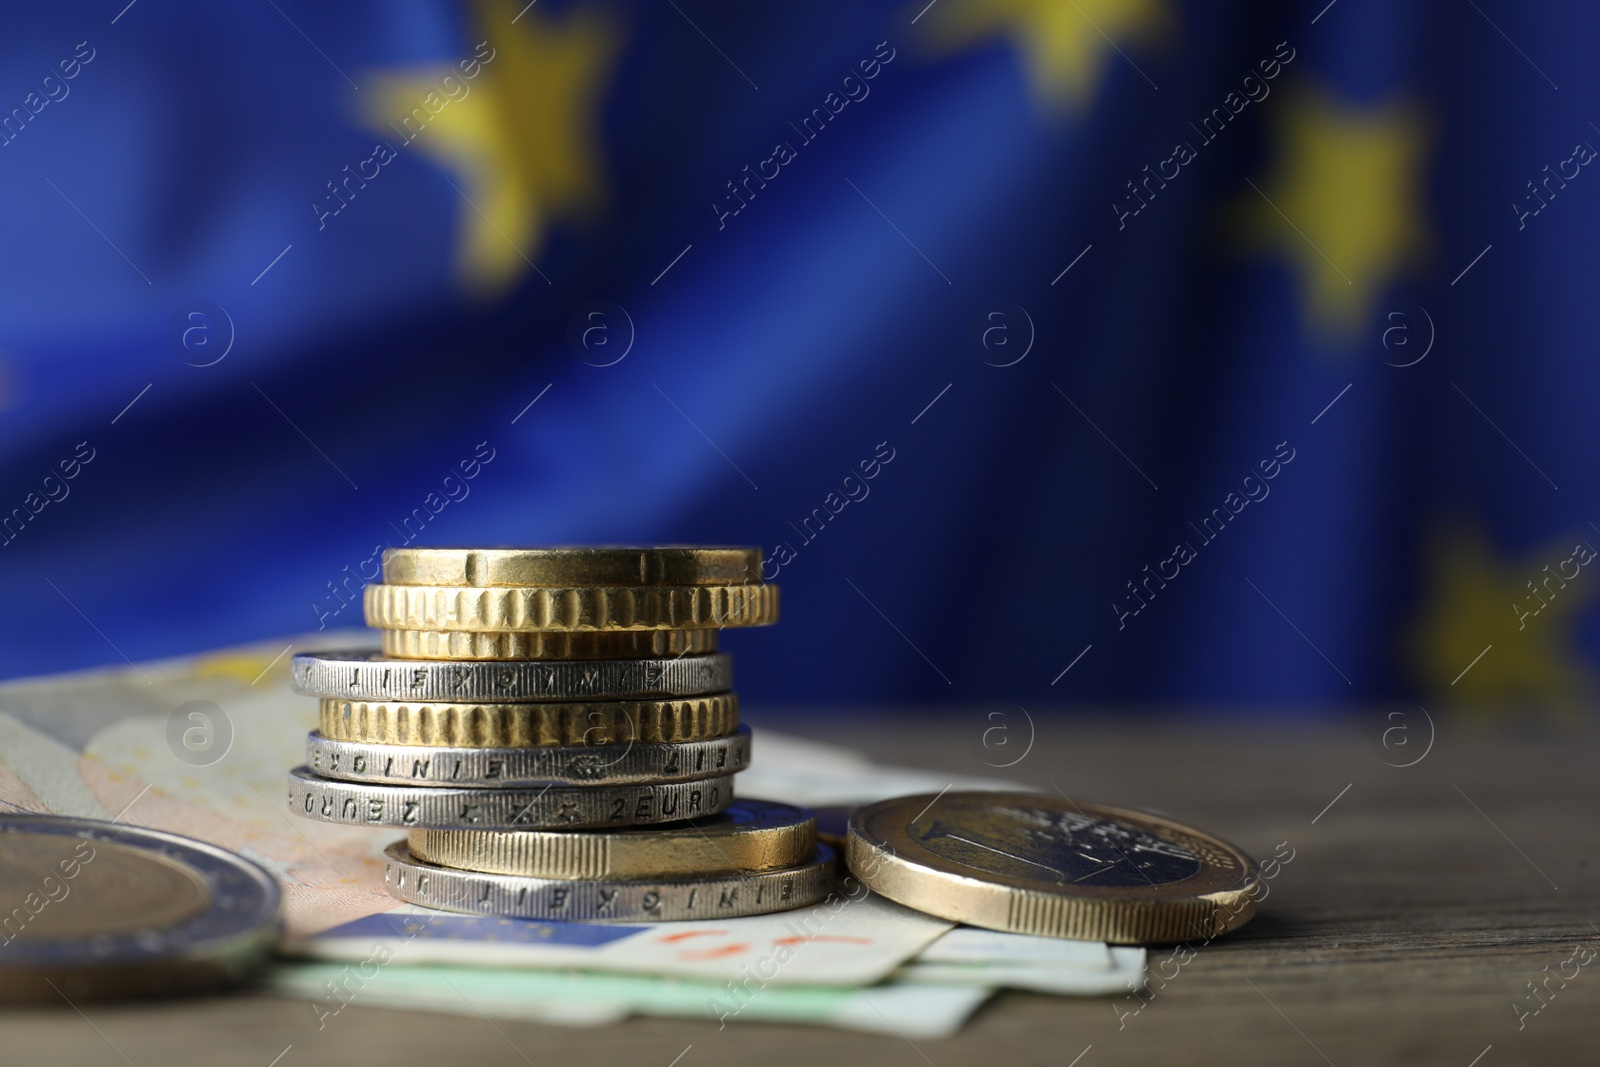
[899, 945, 1147, 996]
[291, 892, 955, 986]
[0, 634, 1126, 1032]
[919, 927, 1116, 969]
[269, 960, 995, 1038]
[738, 729, 1016, 806]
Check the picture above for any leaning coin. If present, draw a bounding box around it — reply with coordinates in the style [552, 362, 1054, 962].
[846, 792, 1261, 944]
[318, 693, 739, 747]
[291, 650, 732, 702]
[383, 546, 763, 587]
[287, 767, 733, 830]
[409, 798, 816, 879]
[0, 814, 280, 1003]
[365, 582, 779, 633]
[383, 840, 835, 921]
[304, 726, 751, 787]
[380, 627, 717, 661]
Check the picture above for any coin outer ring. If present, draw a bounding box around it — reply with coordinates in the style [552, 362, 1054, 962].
[382, 547, 763, 588]
[364, 582, 779, 633]
[291, 651, 732, 702]
[380, 627, 717, 661]
[286, 767, 734, 830]
[304, 726, 751, 787]
[845, 792, 1262, 944]
[0, 814, 281, 1002]
[318, 693, 739, 748]
[408, 798, 818, 879]
[383, 840, 836, 921]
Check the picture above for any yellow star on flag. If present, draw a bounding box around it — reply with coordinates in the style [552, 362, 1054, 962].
[361, 0, 619, 294]
[1403, 525, 1598, 713]
[916, 0, 1170, 111]
[1242, 87, 1428, 336]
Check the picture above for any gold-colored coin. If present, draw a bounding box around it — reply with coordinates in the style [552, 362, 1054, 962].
[846, 792, 1261, 944]
[383, 546, 762, 587]
[365, 582, 778, 633]
[380, 627, 717, 661]
[318, 693, 739, 747]
[409, 799, 816, 879]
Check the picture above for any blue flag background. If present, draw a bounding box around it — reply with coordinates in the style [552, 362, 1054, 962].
[2, 0, 1597, 713]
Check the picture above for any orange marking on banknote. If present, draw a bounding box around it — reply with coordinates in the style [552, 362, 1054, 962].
[677, 943, 751, 960]
[656, 929, 728, 942]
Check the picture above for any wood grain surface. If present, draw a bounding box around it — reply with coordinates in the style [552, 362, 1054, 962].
[6, 709, 1596, 1067]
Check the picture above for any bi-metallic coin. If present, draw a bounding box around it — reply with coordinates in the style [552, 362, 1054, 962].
[846, 791, 1261, 944]
[0, 814, 280, 1002]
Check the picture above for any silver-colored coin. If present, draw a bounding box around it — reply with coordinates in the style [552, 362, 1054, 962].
[291, 650, 732, 702]
[304, 726, 751, 787]
[286, 766, 733, 830]
[382, 840, 836, 921]
[0, 814, 280, 1003]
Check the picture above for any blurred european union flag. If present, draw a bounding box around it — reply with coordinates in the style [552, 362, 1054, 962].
[2, 0, 1597, 715]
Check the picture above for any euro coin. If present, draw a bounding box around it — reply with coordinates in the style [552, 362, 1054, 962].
[846, 791, 1261, 944]
[291, 650, 732, 702]
[382, 546, 762, 587]
[317, 693, 739, 747]
[409, 798, 816, 879]
[380, 627, 717, 661]
[304, 725, 750, 787]
[364, 582, 779, 633]
[287, 766, 734, 830]
[383, 840, 835, 921]
[0, 815, 279, 1002]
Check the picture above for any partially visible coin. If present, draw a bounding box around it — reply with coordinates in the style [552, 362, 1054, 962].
[409, 798, 816, 879]
[291, 650, 732, 702]
[846, 792, 1261, 944]
[381, 627, 717, 661]
[383, 840, 835, 921]
[318, 693, 739, 747]
[305, 726, 751, 787]
[364, 582, 779, 633]
[383, 547, 762, 587]
[0, 815, 280, 1003]
[287, 767, 733, 830]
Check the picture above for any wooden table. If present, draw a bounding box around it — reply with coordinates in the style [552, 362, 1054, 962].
[7, 711, 1596, 1066]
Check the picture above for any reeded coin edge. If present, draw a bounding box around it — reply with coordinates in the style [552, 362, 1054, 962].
[365, 582, 779, 633]
[379, 627, 718, 661]
[317, 692, 740, 747]
[408, 800, 816, 879]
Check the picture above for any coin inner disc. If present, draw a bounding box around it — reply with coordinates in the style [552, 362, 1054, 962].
[912, 805, 1202, 887]
[0, 832, 212, 940]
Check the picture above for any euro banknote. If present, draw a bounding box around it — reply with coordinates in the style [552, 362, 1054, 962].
[0, 633, 1140, 1033]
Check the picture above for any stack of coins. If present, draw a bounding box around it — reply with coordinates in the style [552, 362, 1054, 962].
[285, 547, 836, 921]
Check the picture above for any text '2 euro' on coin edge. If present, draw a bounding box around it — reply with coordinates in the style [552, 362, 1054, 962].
[286, 767, 735, 830]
